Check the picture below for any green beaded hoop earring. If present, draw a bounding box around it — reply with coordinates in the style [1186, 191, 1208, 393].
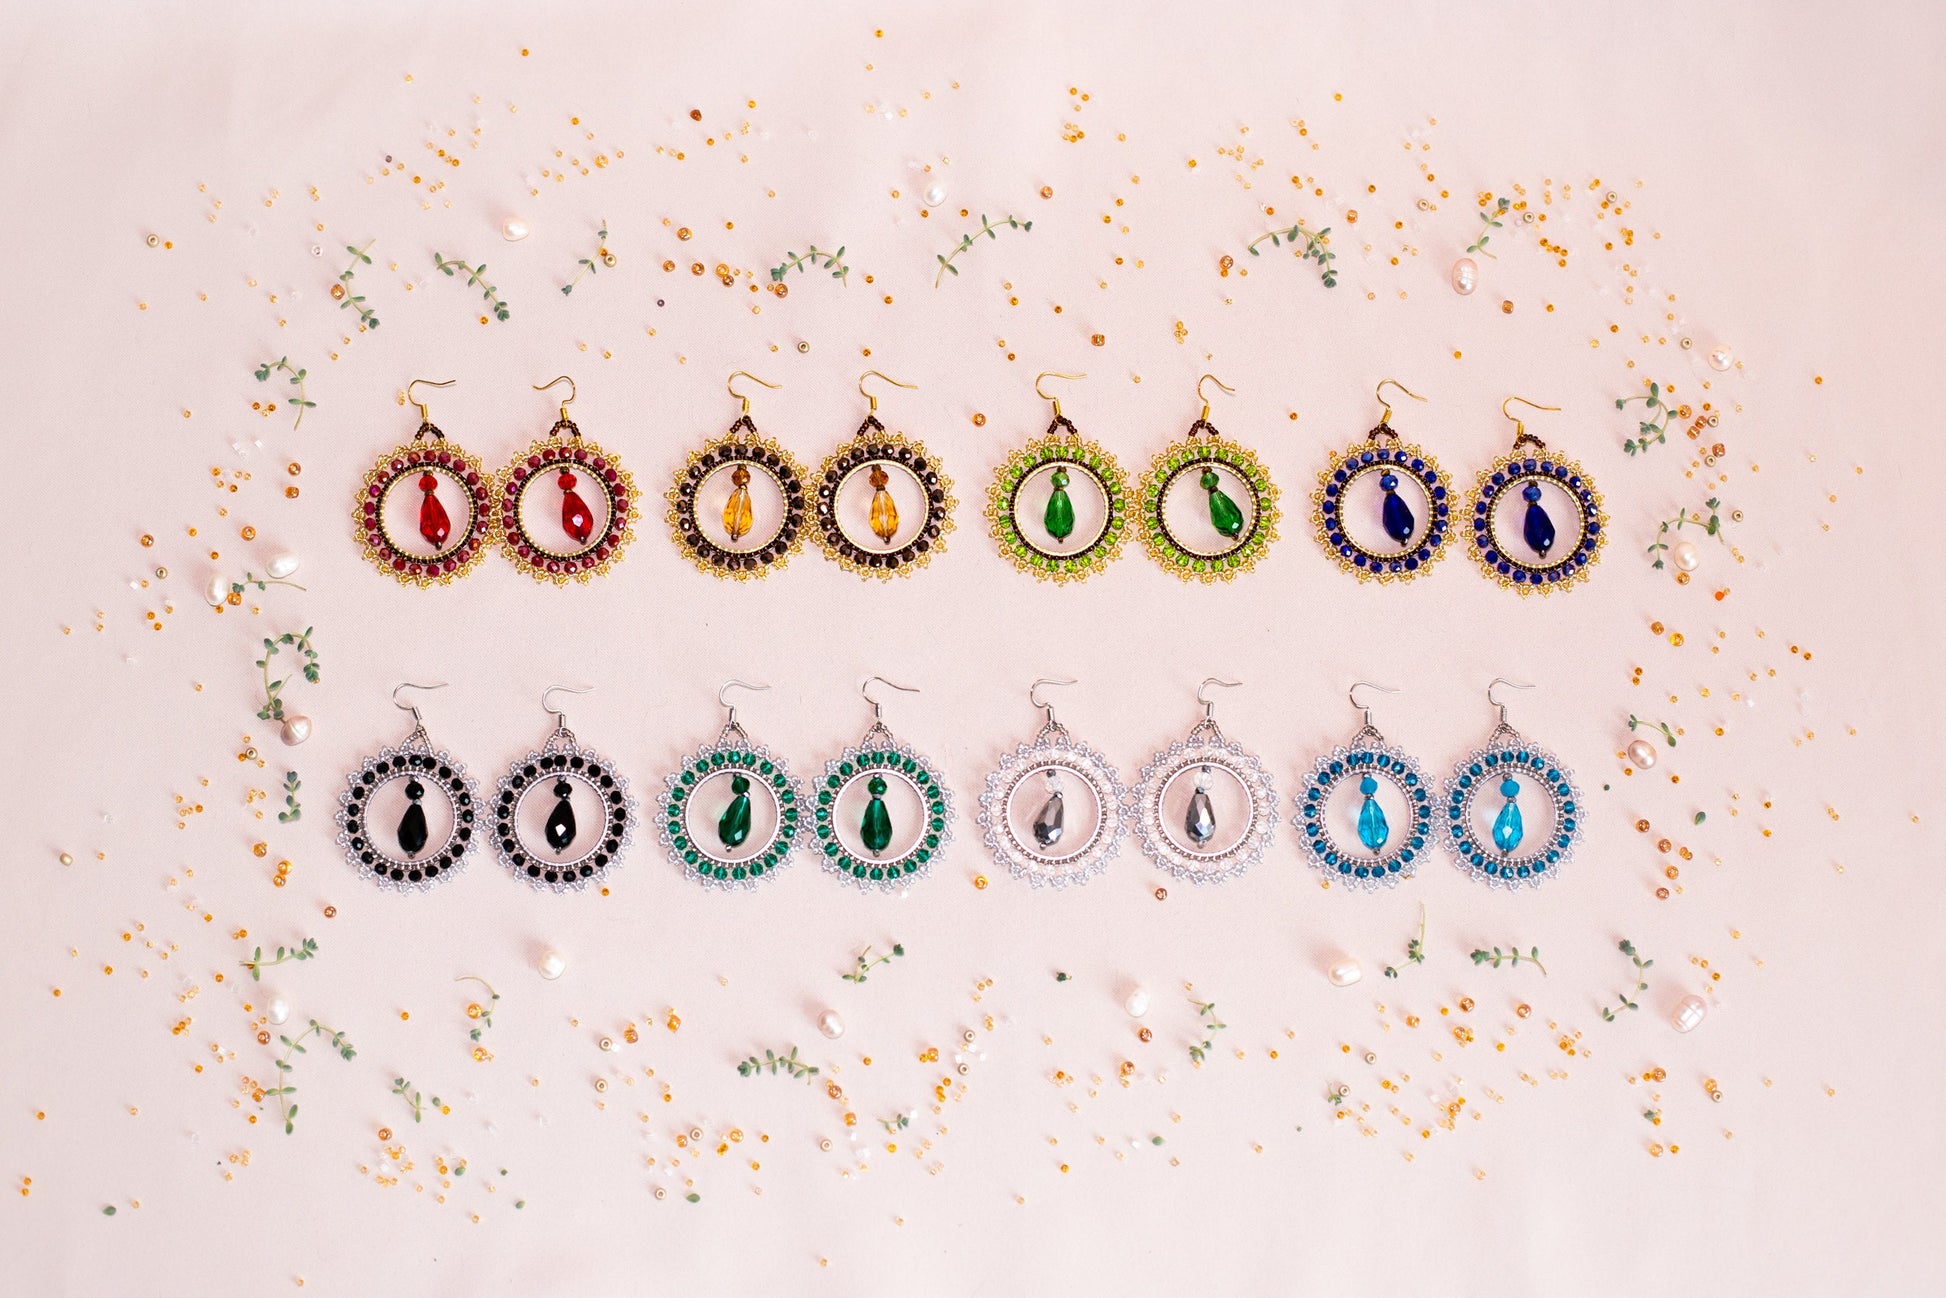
[657, 681, 805, 891]
[987, 371, 1131, 582]
[1139, 374, 1280, 581]
[813, 677, 955, 892]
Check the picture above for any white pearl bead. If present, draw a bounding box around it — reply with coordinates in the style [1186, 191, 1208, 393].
[1672, 994, 1707, 1033]
[923, 183, 946, 207]
[1671, 539, 1700, 573]
[538, 951, 565, 980]
[1123, 988, 1150, 1018]
[1626, 738, 1657, 769]
[266, 553, 300, 579]
[1707, 345, 1733, 372]
[817, 1009, 845, 1040]
[267, 998, 290, 1025]
[203, 573, 230, 606]
[1450, 257, 1478, 295]
[1327, 958, 1363, 987]
[279, 715, 313, 746]
[501, 217, 531, 242]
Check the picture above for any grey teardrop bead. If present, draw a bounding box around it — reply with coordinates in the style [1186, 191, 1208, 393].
[1032, 790, 1065, 847]
[1185, 786, 1217, 845]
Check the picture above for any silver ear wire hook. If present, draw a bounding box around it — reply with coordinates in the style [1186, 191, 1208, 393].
[1192, 677, 1241, 741]
[717, 679, 769, 745]
[860, 676, 919, 746]
[1486, 677, 1534, 735]
[392, 681, 448, 744]
[1029, 676, 1077, 741]
[541, 684, 592, 742]
[1348, 681, 1399, 737]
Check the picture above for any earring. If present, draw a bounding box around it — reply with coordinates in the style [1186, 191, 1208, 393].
[495, 376, 640, 584]
[1442, 679, 1585, 888]
[491, 686, 637, 892]
[336, 683, 480, 892]
[1139, 374, 1280, 581]
[1132, 679, 1277, 885]
[656, 681, 808, 890]
[977, 678, 1130, 888]
[669, 372, 810, 579]
[355, 379, 495, 586]
[1293, 683, 1434, 891]
[812, 372, 955, 579]
[1464, 397, 1608, 593]
[988, 371, 1131, 582]
[815, 678, 954, 891]
[1312, 379, 1454, 583]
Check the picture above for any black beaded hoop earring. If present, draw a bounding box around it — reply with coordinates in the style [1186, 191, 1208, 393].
[336, 683, 480, 893]
[491, 686, 638, 893]
[668, 371, 810, 580]
[812, 372, 955, 580]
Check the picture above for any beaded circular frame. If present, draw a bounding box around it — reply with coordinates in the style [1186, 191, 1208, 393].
[658, 736, 804, 890]
[1132, 729, 1278, 885]
[987, 417, 1131, 583]
[813, 736, 954, 892]
[494, 419, 640, 585]
[813, 415, 956, 580]
[1293, 731, 1434, 891]
[1140, 422, 1279, 582]
[1439, 730, 1585, 889]
[492, 731, 638, 892]
[1311, 424, 1453, 583]
[667, 415, 810, 580]
[335, 730, 480, 893]
[977, 727, 1129, 888]
[1465, 443, 1607, 595]
[354, 425, 496, 587]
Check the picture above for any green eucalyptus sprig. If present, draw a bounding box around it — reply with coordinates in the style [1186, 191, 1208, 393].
[227, 572, 308, 601]
[1601, 938, 1654, 1021]
[1246, 219, 1338, 287]
[1470, 945, 1548, 976]
[338, 240, 380, 329]
[432, 252, 512, 321]
[253, 358, 316, 430]
[1326, 1085, 1350, 1108]
[561, 219, 610, 296]
[1384, 904, 1427, 979]
[877, 1111, 912, 1134]
[392, 1076, 441, 1123]
[256, 629, 320, 724]
[737, 1046, 820, 1083]
[457, 975, 500, 1041]
[1647, 498, 1726, 569]
[1628, 715, 1678, 748]
[841, 943, 904, 983]
[1467, 197, 1512, 257]
[771, 244, 849, 286]
[1617, 382, 1680, 455]
[277, 771, 302, 823]
[1187, 999, 1227, 1066]
[934, 214, 1032, 287]
[266, 1019, 356, 1135]
[242, 937, 317, 981]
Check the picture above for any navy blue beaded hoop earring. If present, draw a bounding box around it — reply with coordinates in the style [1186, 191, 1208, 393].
[1311, 379, 1454, 583]
[1293, 683, 1434, 891]
[1440, 679, 1585, 890]
[1465, 397, 1607, 594]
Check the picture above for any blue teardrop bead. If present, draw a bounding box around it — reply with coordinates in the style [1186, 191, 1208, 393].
[1381, 480, 1415, 544]
[1357, 794, 1390, 851]
[1492, 797, 1524, 852]
[1522, 485, 1556, 557]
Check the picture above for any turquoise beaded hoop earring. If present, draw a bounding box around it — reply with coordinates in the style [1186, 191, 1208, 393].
[1132, 678, 1277, 885]
[1293, 683, 1435, 891]
[493, 686, 638, 892]
[814, 677, 955, 892]
[1440, 680, 1585, 889]
[657, 681, 806, 890]
[1312, 378, 1454, 583]
[1465, 397, 1608, 594]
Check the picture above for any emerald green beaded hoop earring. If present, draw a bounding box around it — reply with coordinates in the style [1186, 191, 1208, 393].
[814, 677, 955, 892]
[987, 371, 1131, 582]
[657, 681, 806, 891]
[1139, 374, 1280, 581]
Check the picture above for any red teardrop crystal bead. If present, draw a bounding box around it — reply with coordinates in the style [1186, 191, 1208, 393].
[418, 479, 452, 547]
[561, 485, 594, 544]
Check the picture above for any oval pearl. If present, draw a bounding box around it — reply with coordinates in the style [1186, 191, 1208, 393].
[1671, 539, 1700, 573]
[501, 217, 531, 242]
[279, 715, 313, 746]
[923, 183, 946, 208]
[817, 1009, 845, 1040]
[1706, 345, 1733, 372]
[1672, 994, 1707, 1033]
[266, 553, 300, 579]
[203, 573, 230, 607]
[267, 998, 291, 1026]
[538, 951, 566, 980]
[1327, 958, 1363, 987]
[1450, 257, 1478, 295]
[1123, 988, 1150, 1018]
[1626, 738, 1657, 769]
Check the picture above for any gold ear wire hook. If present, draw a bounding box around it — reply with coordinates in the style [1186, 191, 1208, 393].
[858, 370, 917, 415]
[1375, 378, 1428, 425]
[717, 679, 769, 728]
[406, 378, 456, 424]
[1028, 676, 1078, 728]
[1486, 677, 1534, 726]
[391, 681, 448, 727]
[1501, 395, 1561, 443]
[541, 683, 592, 732]
[1035, 371, 1085, 420]
[1348, 681, 1399, 728]
[861, 675, 919, 724]
[533, 375, 577, 425]
[727, 370, 781, 417]
[1196, 373, 1236, 422]
[1196, 676, 1241, 721]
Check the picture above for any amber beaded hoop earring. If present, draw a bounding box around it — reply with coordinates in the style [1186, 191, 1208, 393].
[354, 379, 495, 587]
[667, 372, 811, 580]
[496, 377, 640, 585]
[812, 372, 955, 579]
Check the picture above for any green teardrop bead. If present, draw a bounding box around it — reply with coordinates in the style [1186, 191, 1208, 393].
[1044, 468, 1075, 540]
[860, 793, 893, 855]
[717, 779, 752, 849]
[1202, 468, 1244, 538]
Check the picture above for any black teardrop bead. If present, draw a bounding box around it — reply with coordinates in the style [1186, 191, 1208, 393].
[546, 785, 577, 855]
[396, 801, 429, 855]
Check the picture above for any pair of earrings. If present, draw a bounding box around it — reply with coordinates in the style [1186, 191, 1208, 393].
[667, 372, 957, 581]
[988, 372, 1281, 583]
[337, 684, 639, 894]
[1313, 381, 1608, 593]
[356, 377, 639, 588]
